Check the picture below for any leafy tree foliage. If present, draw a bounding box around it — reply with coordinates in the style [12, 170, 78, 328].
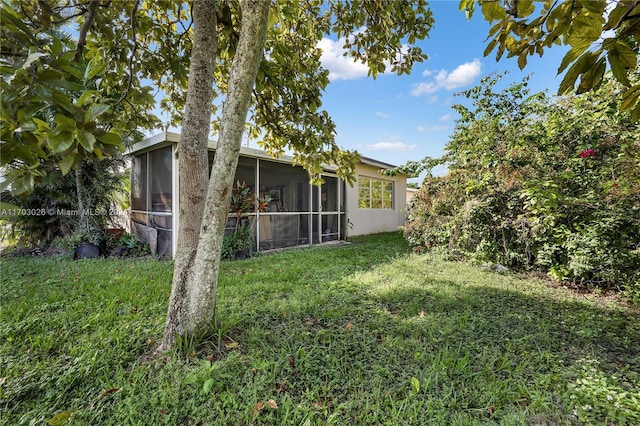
[404, 73, 640, 292]
[1, 156, 127, 247]
[461, 0, 640, 120]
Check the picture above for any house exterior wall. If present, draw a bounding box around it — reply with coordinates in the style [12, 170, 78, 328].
[346, 163, 407, 237]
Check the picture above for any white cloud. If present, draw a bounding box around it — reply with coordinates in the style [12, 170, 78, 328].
[375, 111, 390, 118]
[317, 37, 369, 81]
[367, 141, 417, 151]
[438, 113, 452, 122]
[417, 125, 448, 132]
[318, 35, 410, 81]
[411, 59, 482, 96]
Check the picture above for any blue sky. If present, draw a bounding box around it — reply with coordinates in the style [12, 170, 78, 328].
[314, 1, 570, 182]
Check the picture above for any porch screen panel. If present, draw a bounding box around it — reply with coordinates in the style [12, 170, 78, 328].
[259, 160, 309, 213]
[149, 146, 172, 213]
[270, 214, 300, 249]
[131, 154, 147, 211]
[321, 176, 339, 241]
[234, 156, 256, 188]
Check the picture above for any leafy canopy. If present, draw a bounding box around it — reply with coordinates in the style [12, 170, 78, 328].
[1, 0, 434, 192]
[460, 0, 640, 120]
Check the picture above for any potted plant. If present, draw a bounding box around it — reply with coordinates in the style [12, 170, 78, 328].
[74, 226, 106, 259]
[55, 227, 105, 259]
[222, 181, 269, 260]
[226, 224, 253, 260]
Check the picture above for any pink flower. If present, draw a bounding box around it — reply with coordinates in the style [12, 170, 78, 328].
[578, 149, 595, 158]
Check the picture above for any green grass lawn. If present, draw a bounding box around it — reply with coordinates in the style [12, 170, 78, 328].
[1, 232, 639, 425]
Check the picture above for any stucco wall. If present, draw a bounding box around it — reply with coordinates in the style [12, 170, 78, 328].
[346, 163, 407, 237]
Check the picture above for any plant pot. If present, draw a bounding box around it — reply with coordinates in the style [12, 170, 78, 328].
[74, 242, 100, 259]
[234, 249, 248, 260]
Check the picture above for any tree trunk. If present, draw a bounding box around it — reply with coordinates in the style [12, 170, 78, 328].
[75, 164, 88, 233]
[183, 0, 270, 333]
[160, 0, 218, 350]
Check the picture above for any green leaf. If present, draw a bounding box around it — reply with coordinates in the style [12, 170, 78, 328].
[10, 173, 35, 195]
[557, 46, 588, 74]
[51, 37, 62, 57]
[77, 131, 96, 152]
[480, 2, 506, 22]
[630, 100, 640, 123]
[96, 132, 121, 146]
[0, 9, 39, 44]
[620, 85, 640, 111]
[576, 57, 605, 94]
[606, 40, 636, 87]
[183, 374, 197, 385]
[17, 121, 37, 132]
[85, 104, 110, 123]
[516, 0, 535, 18]
[484, 37, 498, 57]
[202, 378, 214, 394]
[61, 65, 84, 80]
[517, 51, 528, 70]
[32, 117, 50, 132]
[0, 201, 21, 216]
[54, 114, 77, 132]
[558, 52, 595, 95]
[85, 58, 106, 80]
[44, 79, 85, 92]
[59, 153, 77, 176]
[410, 377, 420, 394]
[46, 132, 75, 153]
[47, 411, 73, 426]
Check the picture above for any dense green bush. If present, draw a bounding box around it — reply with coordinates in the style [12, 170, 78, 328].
[404, 74, 639, 294]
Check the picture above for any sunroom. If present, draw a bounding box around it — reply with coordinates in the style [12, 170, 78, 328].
[127, 132, 406, 257]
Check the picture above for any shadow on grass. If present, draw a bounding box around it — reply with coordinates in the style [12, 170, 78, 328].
[210, 259, 639, 424]
[2, 233, 638, 425]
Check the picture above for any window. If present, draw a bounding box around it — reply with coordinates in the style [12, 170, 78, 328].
[358, 177, 393, 209]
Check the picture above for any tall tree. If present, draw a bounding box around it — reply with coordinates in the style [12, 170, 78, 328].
[1, 0, 434, 350]
[159, 0, 434, 349]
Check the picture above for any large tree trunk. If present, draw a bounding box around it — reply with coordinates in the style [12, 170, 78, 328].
[160, 0, 218, 350]
[185, 0, 270, 333]
[161, 0, 270, 349]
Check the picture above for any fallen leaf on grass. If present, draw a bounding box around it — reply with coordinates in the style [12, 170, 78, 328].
[345, 321, 353, 331]
[224, 342, 239, 349]
[47, 411, 72, 426]
[252, 402, 264, 415]
[266, 399, 278, 409]
[419, 311, 425, 318]
[0, 377, 6, 386]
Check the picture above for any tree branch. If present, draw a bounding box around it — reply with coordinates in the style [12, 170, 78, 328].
[612, 0, 639, 31]
[115, 0, 141, 107]
[73, 0, 99, 62]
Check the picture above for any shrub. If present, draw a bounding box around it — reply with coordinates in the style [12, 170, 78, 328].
[404, 74, 640, 293]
